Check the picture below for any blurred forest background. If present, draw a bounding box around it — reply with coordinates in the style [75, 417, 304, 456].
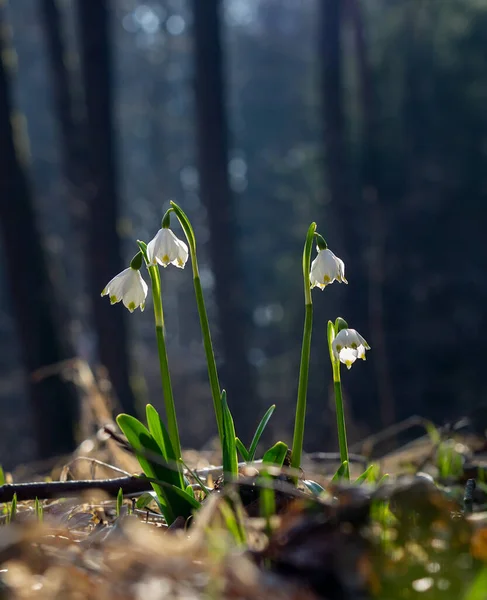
[0, 0, 485, 469]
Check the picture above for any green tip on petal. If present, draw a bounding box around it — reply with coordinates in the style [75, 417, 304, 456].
[127, 301, 136, 312]
[110, 295, 118, 304]
[101, 288, 106, 297]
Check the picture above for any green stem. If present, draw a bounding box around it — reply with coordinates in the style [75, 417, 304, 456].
[332, 361, 350, 480]
[148, 264, 182, 460]
[291, 302, 313, 472]
[291, 222, 317, 473]
[169, 202, 223, 444]
[327, 321, 349, 480]
[193, 274, 223, 441]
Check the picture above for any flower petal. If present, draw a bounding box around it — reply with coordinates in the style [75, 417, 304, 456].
[147, 228, 188, 269]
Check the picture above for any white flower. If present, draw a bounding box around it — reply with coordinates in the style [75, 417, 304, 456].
[146, 228, 188, 269]
[332, 328, 370, 369]
[310, 248, 348, 289]
[101, 267, 148, 312]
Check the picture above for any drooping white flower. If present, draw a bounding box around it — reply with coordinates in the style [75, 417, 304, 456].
[332, 328, 370, 369]
[310, 248, 347, 289]
[101, 267, 148, 312]
[146, 227, 188, 269]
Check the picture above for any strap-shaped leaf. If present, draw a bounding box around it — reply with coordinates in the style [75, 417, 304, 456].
[262, 441, 288, 468]
[248, 404, 275, 461]
[332, 460, 349, 482]
[221, 391, 238, 482]
[355, 464, 380, 484]
[116, 414, 194, 523]
[146, 404, 184, 489]
[235, 437, 250, 462]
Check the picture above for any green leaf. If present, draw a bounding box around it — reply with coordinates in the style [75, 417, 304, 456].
[355, 464, 380, 485]
[425, 420, 441, 445]
[167, 484, 201, 510]
[235, 437, 250, 462]
[0, 465, 5, 487]
[9, 493, 17, 523]
[180, 459, 209, 498]
[464, 567, 487, 600]
[218, 498, 246, 546]
[221, 391, 238, 483]
[262, 441, 288, 468]
[135, 492, 162, 511]
[332, 460, 349, 482]
[248, 404, 276, 461]
[146, 404, 170, 460]
[116, 414, 193, 524]
[116, 487, 123, 517]
[146, 404, 185, 489]
[34, 497, 43, 522]
[259, 473, 276, 534]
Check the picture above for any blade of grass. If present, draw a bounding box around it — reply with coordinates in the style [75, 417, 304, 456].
[332, 460, 349, 482]
[116, 487, 123, 516]
[259, 473, 275, 537]
[9, 493, 17, 523]
[180, 459, 210, 498]
[221, 391, 238, 483]
[355, 464, 380, 484]
[34, 497, 43, 522]
[235, 437, 250, 462]
[248, 404, 276, 461]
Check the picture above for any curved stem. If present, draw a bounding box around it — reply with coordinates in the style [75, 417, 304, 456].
[291, 222, 317, 473]
[169, 202, 224, 444]
[148, 264, 182, 461]
[327, 321, 349, 480]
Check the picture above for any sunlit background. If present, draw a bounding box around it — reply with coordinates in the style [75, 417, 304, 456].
[1, 0, 486, 468]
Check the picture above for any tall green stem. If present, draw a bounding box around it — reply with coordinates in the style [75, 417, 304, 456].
[148, 263, 182, 460]
[333, 365, 349, 479]
[169, 202, 223, 443]
[328, 321, 350, 480]
[291, 223, 316, 473]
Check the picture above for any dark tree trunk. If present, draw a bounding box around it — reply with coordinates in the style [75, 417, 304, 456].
[191, 0, 256, 441]
[347, 0, 395, 428]
[76, 0, 137, 415]
[319, 0, 351, 244]
[39, 0, 87, 222]
[319, 0, 376, 433]
[39, 0, 88, 318]
[0, 11, 78, 459]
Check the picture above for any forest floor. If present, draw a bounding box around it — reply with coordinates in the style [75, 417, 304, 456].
[0, 374, 486, 600]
